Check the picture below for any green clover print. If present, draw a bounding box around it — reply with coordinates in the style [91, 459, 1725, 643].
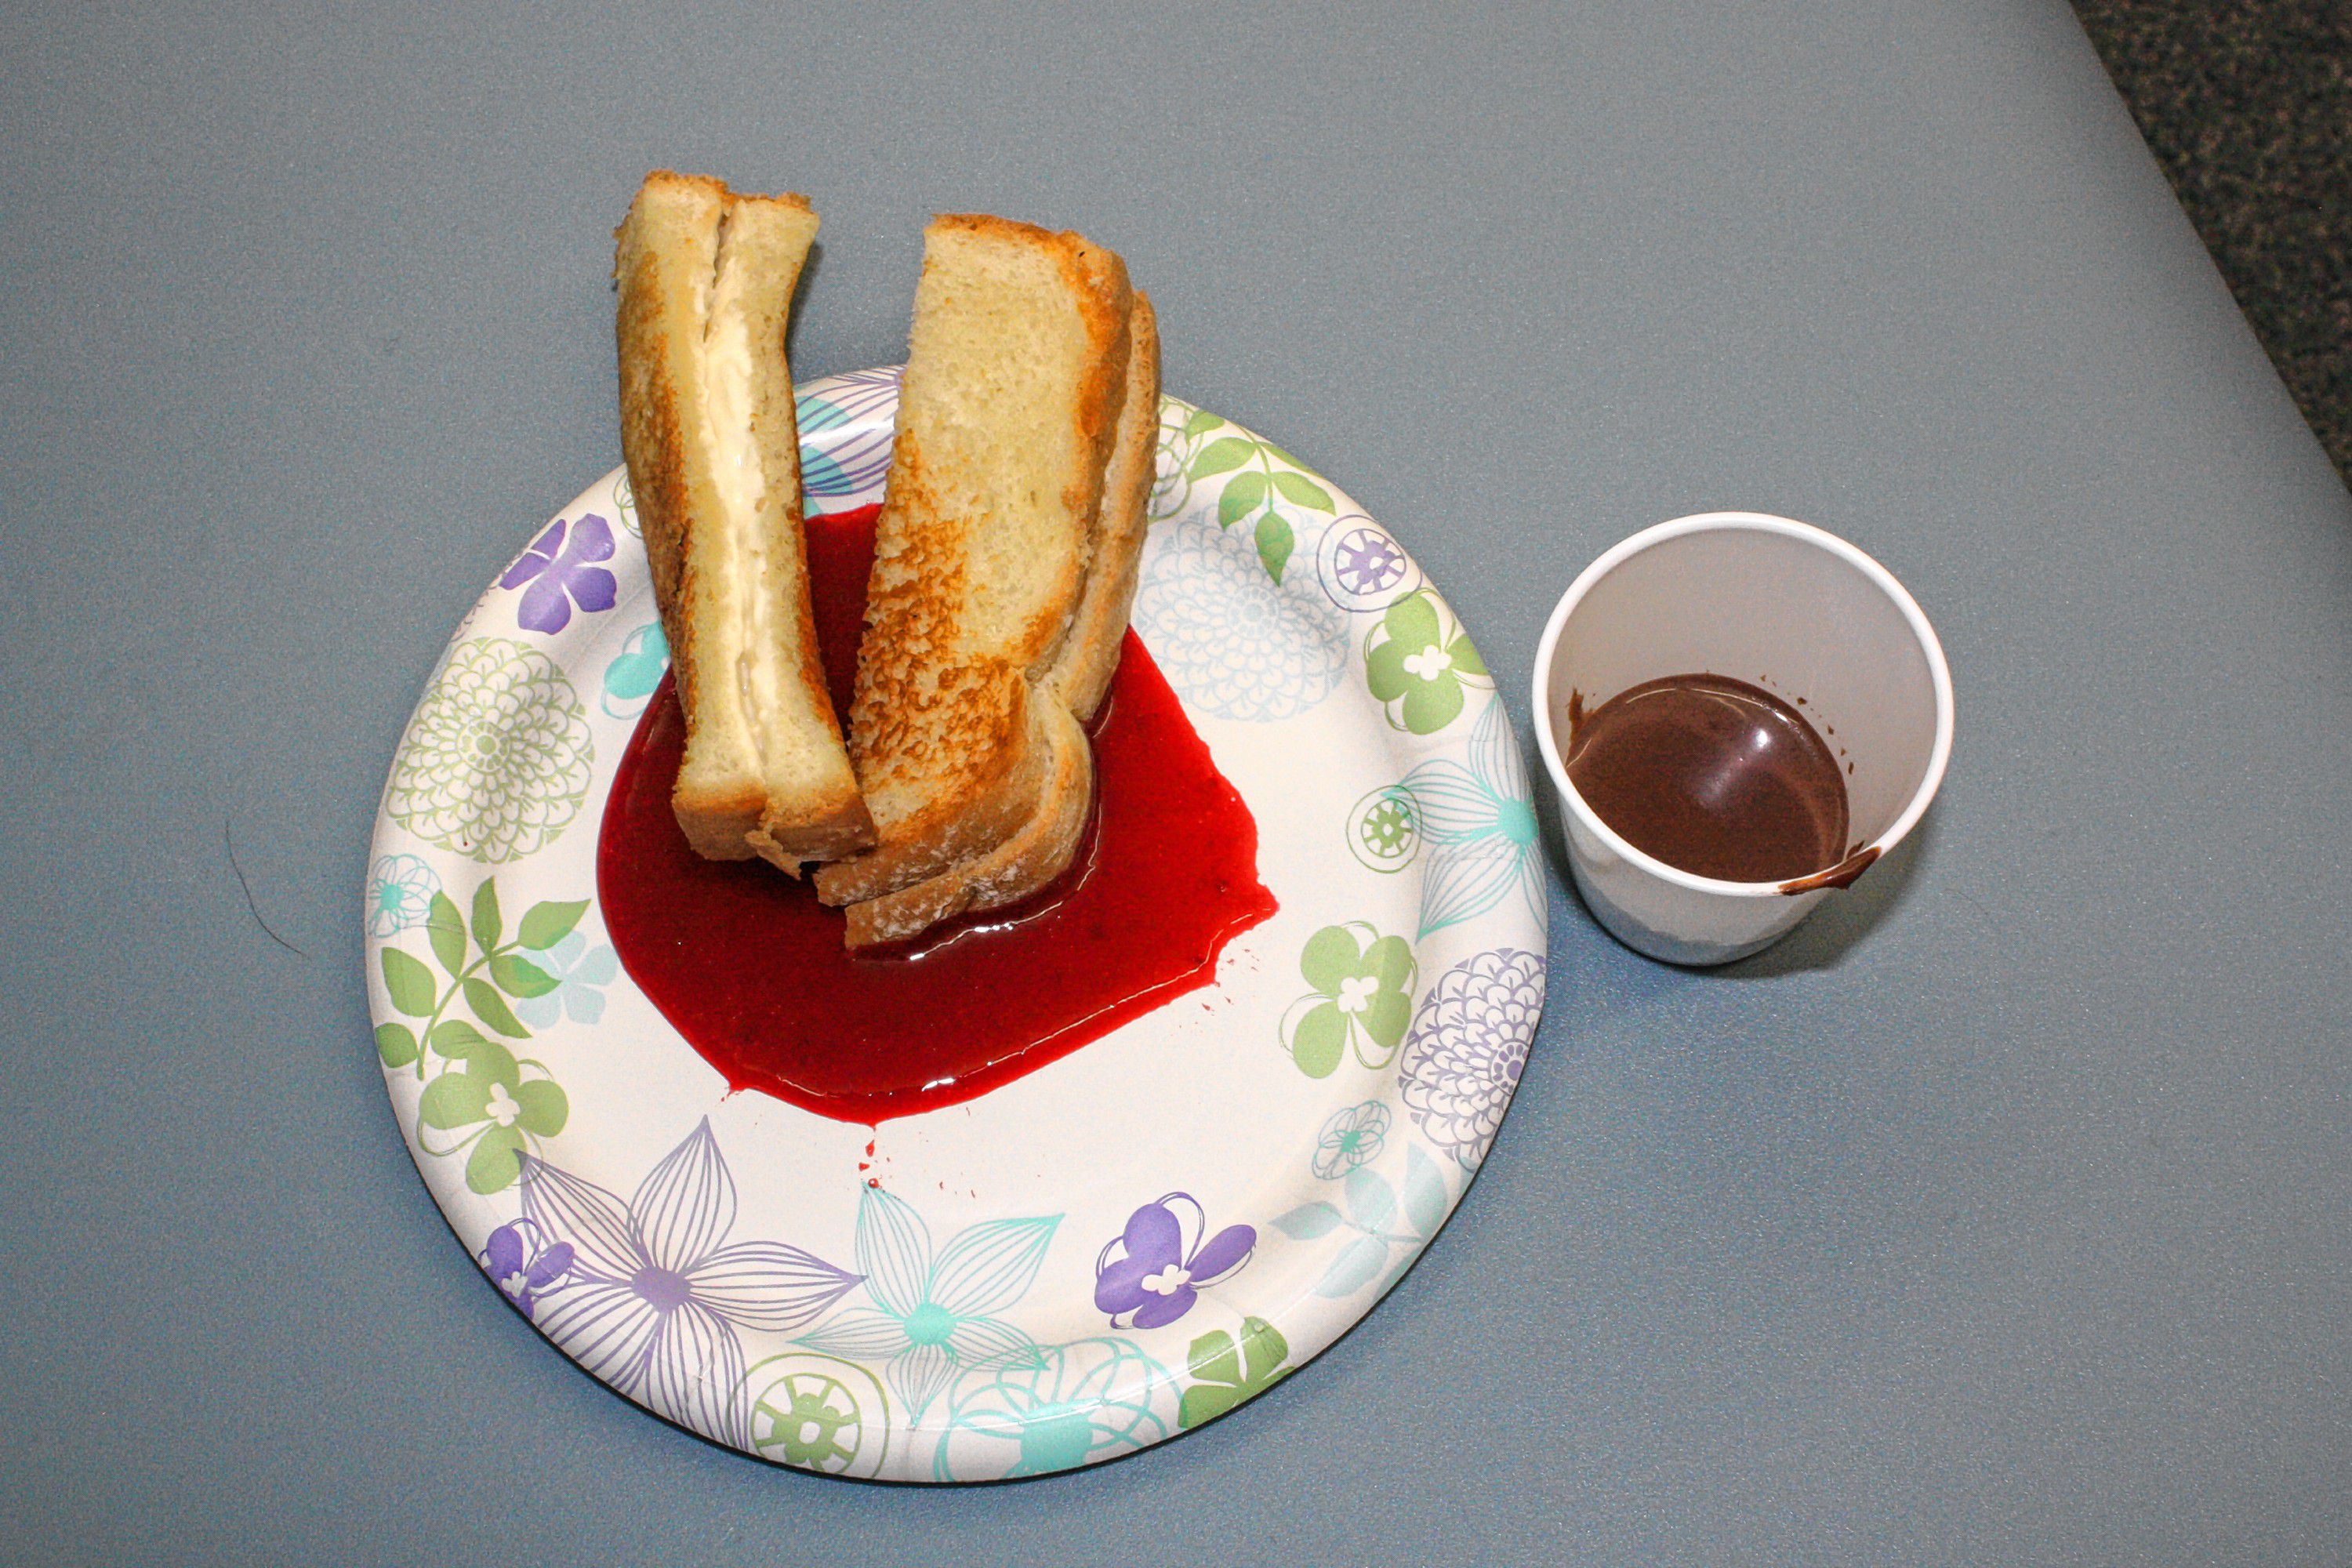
[416, 1027, 568, 1195]
[1364, 590, 1490, 735]
[1280, 922, 1418, 1077]
[375, 878, 576, 1193]
[1178, 1316, 1291, 1430]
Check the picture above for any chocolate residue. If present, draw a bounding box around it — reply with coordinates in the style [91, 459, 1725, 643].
[1566, 688, 1588, 747]
[1778, 844, 1880, 895]
[1562, 673, 1849, 884]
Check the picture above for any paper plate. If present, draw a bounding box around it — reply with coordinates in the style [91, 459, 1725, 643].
[365, 369, 1548, 1482]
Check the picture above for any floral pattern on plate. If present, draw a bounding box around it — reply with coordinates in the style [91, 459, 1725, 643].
[1398, 949, 1547, 1172]
[521, 1120, 862, 1450]
[384, 637, 592, 862]
[1136, 507, 1351, 723]
[366, 373, 1547, 1482]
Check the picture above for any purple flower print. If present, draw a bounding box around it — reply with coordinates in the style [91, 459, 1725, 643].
[1094, 1193, 1255, 1330]
[477, 1218, 575, 1319]
[500, 514, 618, 634]
[1398, 949, 1545, 1172]
[1334, 527, 1406, 597]
[521, 1120, 862, 1450]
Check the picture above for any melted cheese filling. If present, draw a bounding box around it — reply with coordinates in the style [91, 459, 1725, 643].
[699, 233, 779, 779]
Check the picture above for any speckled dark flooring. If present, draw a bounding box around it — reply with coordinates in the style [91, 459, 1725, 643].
[2072, 1, 2351, 485]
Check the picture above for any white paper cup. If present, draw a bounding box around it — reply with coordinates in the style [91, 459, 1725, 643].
[1532, 513, 1954, 965]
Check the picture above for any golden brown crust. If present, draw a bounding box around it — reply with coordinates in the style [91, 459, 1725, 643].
[731, 191, 871, 866]
[617, 176, 740, 854]
[814, 215, 1148, 946]
[843, 696, 1094, 946]
[1029, 237, 1132, 677]
[814, 654, 1044, 905]
[820, 220, 1126, 906]
[747, 793, 875, 872]
[1046, 292, 1160, 721]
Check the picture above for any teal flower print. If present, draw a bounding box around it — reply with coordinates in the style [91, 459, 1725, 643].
[1312, 1101, 1390, 1178]
[511, 930, 618, 1030]
[1396, 695, 1545, 938]
[796, 1185, 1059, 1421]
[795, 366, 899, 503]
[1364, 590, 1490, 735]
[366, 853, 439, 937]
[933, 1338, 1175, 1481]
[1274, 1144, 1453, 1300]
[601, 621, 668, 720]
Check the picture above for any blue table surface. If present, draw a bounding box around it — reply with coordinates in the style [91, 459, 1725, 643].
[3, 1, 2347, 1562]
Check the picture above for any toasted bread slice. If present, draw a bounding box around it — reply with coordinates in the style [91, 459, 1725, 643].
[615, 171, 872, 868]
[813, 216, 1133, 914]
[1046, 291, 1160, 723]
[846, 291, 1159, 944]
[843, 695, 1094, 946]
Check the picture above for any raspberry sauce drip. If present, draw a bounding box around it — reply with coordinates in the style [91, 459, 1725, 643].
[597, 503, 1279, 1124]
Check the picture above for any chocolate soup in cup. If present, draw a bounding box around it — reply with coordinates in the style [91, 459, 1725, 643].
[1531, 512, 1955, 966]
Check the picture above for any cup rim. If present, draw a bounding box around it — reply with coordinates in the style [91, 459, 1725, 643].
[1530, 511, 1956, 900]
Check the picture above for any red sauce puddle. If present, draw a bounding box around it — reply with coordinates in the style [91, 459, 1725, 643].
[597, 503, 1279, 1126]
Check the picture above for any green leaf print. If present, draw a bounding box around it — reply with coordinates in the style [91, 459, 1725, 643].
[429, 1018, 488, 1057]
[1319, 1234, 1389, 1298]
[1217, 469, 1269, 528]
[1273, 1202, 1345, 1240]
[1270, 470, 1333, 511]
[1302, 1145, 1456, 1301]
[470, 880, 503, 950]
[448, 1033, 520, 1087]
[381, 949, 437, 1017]
[490, 953, 558, 999]
[1254, 513, 1294, 583]
[465, 976, 528, 1037]
[1189, 437, 1256, 480]
[426, 892, 467, 976]
[1344, 1167, 1398, 1233]
[517, 898, 589, 951]
[1403, 1144, 1448, 1238]
[1179, 423, 1340, 583]
[375, 1022, 419, 1069]
[374, 871, 579, 1197]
